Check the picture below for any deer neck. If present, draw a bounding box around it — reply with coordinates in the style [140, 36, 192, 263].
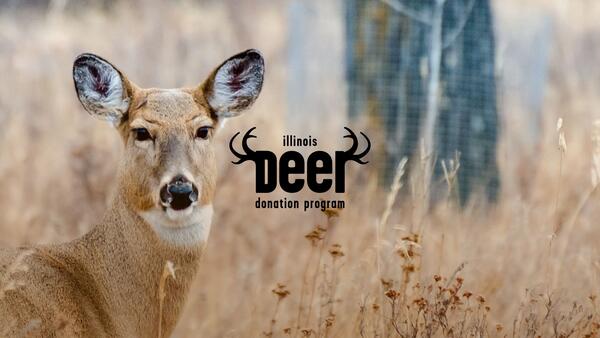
[51, 192, 209, 336]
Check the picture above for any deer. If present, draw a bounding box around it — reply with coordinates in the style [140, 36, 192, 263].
[0, 49, 264, 337]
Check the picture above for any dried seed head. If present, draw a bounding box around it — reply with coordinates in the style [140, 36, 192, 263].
[557, 118, 567, 153]
[301, 328, 313, 337]
[401, 233, 420, 243]
[402, 264, 416, 273]
[322, 207, 340, 218]
[328, 244, 345, 259]
[325, 314, 335, 327]
[413, 297, 427, 309]
[380, 278, 393, 290]
[385, 289, 399, 300]
[305, 226, 325, 246]
[557, 117, 563, 131]
[272, 283, 290, 300]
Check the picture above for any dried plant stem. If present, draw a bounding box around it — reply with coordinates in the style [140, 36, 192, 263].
[554, 185, 598, 284]
[439, 155, 460, 273]
[553, 150, 563, 231]
[158, 261, 176, 338]
[374, 158, 407, 335]
[322, 263, 338, 338]
[268, 298, 283, 336]
[305, 223, 330, 329]
[294, 242, 316, 337]
[445, 262, 467, 288]
[547, 118, 567, 289]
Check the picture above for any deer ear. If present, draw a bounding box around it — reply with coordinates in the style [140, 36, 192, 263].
[72, 53, 132, 124]
[201, 49, 265, 118]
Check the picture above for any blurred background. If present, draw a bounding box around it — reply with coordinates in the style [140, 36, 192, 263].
[1, 0, 600, 337]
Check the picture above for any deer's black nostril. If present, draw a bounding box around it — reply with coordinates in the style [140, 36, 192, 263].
[160, 185, 172, 205]
[160, 175, 199, 211]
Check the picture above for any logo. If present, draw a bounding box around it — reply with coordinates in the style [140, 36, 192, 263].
[229, 127, 371, 211]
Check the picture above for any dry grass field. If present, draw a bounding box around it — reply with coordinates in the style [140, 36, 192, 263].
[2, 0, 600, 337]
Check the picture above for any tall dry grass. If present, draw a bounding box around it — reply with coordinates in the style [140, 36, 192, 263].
[2, 0, 600, 337]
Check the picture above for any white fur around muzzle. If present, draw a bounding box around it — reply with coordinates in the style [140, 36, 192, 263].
[140, 204, 213, 246]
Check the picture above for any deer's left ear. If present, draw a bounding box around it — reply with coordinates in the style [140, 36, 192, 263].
[200, 49, 265, 118]
[73, 53, 133, 125]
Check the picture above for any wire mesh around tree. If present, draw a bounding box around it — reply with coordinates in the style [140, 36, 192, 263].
[345, 0, 499, 204]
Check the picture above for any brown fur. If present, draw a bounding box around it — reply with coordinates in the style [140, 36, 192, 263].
[0, 51, 263, 337]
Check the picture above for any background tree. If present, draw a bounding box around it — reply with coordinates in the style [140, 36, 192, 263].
[345, 0, 499, 204]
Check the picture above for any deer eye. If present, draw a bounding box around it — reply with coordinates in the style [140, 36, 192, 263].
[195, 126, 212, 140]
[132, 128, 152, 142]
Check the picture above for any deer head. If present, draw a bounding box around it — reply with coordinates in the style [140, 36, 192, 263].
[72, 50, 265, 245]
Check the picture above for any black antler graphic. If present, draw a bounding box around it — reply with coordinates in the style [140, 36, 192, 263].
[342, 127, 371, 164]
[229, 127, 258, 164]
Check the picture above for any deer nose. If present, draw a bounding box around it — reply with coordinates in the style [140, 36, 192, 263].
[160, 175, 199, 211]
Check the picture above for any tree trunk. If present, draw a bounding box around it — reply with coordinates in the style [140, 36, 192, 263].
[345, 0, 499, 204]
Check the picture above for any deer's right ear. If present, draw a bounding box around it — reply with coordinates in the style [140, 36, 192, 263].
[72, 53, 132, 124]
[200, 49, 265, 119]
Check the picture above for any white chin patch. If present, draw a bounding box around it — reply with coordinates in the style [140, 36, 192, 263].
[165, 206, 194, 221]
[140, 204, 213, 246]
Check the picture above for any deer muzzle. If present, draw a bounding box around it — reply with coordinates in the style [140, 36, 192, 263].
[160, 175, 199, 211]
